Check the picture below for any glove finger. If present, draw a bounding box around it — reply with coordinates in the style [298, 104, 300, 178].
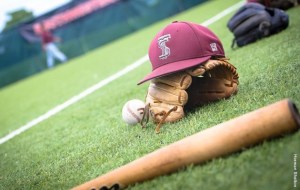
[152, 72, 192, 89]
[148, 82, 188, 106]
[186, 65, 206, 76]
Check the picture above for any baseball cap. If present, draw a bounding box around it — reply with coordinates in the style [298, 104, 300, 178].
[138, 21, 225, 85]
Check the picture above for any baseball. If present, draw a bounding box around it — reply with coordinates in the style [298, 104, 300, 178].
[122, 99, 145, 125]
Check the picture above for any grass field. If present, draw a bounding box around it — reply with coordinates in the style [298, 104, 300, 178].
[1, 0, 300, 189]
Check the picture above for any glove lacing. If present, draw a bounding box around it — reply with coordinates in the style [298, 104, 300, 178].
[141, 103, 178, 134]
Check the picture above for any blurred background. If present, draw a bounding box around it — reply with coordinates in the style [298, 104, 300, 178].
[0, 0, 207, 88]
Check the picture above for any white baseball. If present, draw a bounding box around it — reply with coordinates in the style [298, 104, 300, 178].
[122, 99, 145, 125]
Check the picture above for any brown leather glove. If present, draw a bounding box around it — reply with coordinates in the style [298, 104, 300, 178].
[185, 58, 239, 108]
[142, 58, 239, 133]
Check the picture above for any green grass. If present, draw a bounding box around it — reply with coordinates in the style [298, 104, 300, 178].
[1, 0, 300, 189]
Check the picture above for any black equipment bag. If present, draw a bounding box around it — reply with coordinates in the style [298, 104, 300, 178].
[227, 2, 289, 47]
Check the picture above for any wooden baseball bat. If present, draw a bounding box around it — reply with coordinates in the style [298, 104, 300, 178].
[73, 99, 300, 190]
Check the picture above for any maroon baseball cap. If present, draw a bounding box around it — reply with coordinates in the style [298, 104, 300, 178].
[138, 21, 225, 85]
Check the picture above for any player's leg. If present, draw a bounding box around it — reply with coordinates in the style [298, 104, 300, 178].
[46, 44, 54, 68]
[49, 43, 67, 62]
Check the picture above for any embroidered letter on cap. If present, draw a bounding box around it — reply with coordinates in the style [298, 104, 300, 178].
[210, 43, 218, 52]
[158, 34, 171, 59]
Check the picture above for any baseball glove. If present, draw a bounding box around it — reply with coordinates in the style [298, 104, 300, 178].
[141, 57, 239, 133]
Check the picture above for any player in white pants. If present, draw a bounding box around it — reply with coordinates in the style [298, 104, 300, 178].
[45, 42, 67, 68]
[39, 23, 68, 68]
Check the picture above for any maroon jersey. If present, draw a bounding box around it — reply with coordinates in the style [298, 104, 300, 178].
[40, 31, 55, 45]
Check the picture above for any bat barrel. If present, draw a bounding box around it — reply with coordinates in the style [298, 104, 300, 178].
[73, 99, 300, 190]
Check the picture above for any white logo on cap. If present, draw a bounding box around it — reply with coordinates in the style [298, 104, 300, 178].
[210, 43, 218, 52]
[158, 34, 171, 59]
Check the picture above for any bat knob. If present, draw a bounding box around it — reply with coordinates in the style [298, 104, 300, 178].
[288, 100, 300, 129]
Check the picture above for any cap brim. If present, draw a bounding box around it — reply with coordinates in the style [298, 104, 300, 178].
[137, 56, 211, 85]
